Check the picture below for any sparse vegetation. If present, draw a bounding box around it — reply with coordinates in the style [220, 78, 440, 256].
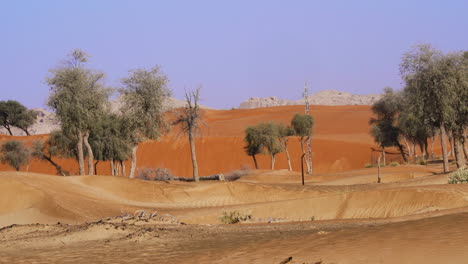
[389, 161, 399, 167]
[172, 87, 203, 181]
[119, 67, 171, 178]
[0, 100, 37, 136]
[219, 210, 251, 224]
[448, 167, 468, 184]
[0, 140, 31, 171]
[364, 163, 372, 168]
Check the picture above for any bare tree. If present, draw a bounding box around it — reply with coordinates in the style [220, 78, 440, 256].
[173, 88, 203, 182]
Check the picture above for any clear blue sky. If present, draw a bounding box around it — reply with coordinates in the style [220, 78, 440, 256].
[1, 0, 467, 109]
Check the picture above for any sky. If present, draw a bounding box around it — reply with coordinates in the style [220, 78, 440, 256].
[1, 0, 467, 109]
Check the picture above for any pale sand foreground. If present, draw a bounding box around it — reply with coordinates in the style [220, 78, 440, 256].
[1, 166, 468, 263]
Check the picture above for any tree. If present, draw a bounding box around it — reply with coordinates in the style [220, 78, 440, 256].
[291, 113, 314, 174]
[369, 87, 408, 163]
[278, 123, 295, 171]
[173, 88, 203, 181]
[244, 126, 262, 169]
[0, 140, 31, 171]
[0, 100, 37, 136]
[400, 44, 458, 172]
[89, 113, 132, 176]
[256, 122, 282, 170]
[32, 139, 67, 176]
[46, 49, 110, 175]
[119, 66, 171, 178]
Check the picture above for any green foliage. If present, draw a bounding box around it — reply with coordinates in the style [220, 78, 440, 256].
[244, 126, 263, 157]
[119, 66, 171, 144]
[0, 100, 37, 135]
[219, 210, 251, 224]
[291, 113, 314, 138]
[255, 122, 283, 156]
[89, 113, 132, 162]
[0, 140, 31, 171]
[364, 163, 372, 168]
[389, 161, 399, 167]
[46, 49, 110, 135]
[448, 167, 468, 184]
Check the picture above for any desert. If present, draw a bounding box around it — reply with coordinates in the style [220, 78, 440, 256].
[1, 1, 467, 263]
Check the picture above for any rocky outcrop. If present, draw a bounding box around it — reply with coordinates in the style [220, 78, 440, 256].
[239, 90, 381, 109]
[0, 97, 211, 136]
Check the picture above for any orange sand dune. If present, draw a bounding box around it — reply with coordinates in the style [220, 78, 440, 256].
[0, 105, 388, 177]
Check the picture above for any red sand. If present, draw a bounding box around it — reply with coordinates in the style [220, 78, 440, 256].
[0, 105, 408, 177]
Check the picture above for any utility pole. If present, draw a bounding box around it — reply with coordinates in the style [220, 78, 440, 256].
[303, 82, 313, 174]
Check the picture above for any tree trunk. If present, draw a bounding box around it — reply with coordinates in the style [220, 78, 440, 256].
[377, 153, 382, 183]
[300, 138, 310, 172]
[440, 123, 450, 173]
[121, 160, 126, 177]
[94, 160, 99, 175]
[252, 154, 258, 169]
[77, 130, 85, 175]
[43, 155, 67, 176]
[431, 134, 437, 159]
[382, 147, 386, 166]
[129, 144, 138, 178]
[306, 136, 312, 174]
[403, 137, 412, 157]
[284, 143, 292, 171]
[462, 132, 468, 161]
[4, 124, 13, 136]
[270, 154, 275, 170]
[21, 128, 30, 136]
[188, 129, 199, 182]
[424, 139, 429, 160]
[301, 153, 305, 185]
[397, 143, 408, 163]
[448, 133, 454, 157]
[110, 158, 114, 176]
[83, 130, 94, 175]
[454, 137, 466, 168]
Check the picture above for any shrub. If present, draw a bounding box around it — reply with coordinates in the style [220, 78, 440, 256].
[448, 167, 468, 184]
[364, 163, 372, 168]
[219, 210, 251, 224]
[137, 168, 173, 181]
[389, 161, 399, 167]
[418, 159, 427, 165]
[0, 140, 31, 171]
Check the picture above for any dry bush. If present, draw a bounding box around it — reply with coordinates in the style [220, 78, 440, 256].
[223, 169, 250, 181]
[448, 167, 468, 184]
[219, 210, 251, 224]
[136, 168, 173, 181]
[389, 161, 399, 167]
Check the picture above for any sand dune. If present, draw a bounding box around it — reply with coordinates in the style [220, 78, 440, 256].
[0, 105, 385, 177]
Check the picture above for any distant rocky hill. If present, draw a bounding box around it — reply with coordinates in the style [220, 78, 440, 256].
[239, 90, 381, 109]
[0, 97, 211, 136]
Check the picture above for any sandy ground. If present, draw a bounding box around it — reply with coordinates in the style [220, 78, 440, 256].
[0, 105, 388, 176]
[0, 105, 465, 263]
[1, 163, 468, 263]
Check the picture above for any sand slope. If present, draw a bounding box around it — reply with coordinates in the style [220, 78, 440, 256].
[0, 105, 388, 177]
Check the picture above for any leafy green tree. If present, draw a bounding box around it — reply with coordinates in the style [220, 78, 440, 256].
[401, 44, 467, 171]
[244, 126, 262, 169]
[0, 140, 31, 171]
[278, 123, 295, 171]
[291, 113, 314, 173]
[32, 139, 67, 176]
[0, 100, 37, 136]
[369, 87, 408, 164]
[119, 66, 171, 178]
[46, 49, 110, 175]
[173, 88, 203, 181]
[256, 122, 282, 170]
[89, 113, 132, 176]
